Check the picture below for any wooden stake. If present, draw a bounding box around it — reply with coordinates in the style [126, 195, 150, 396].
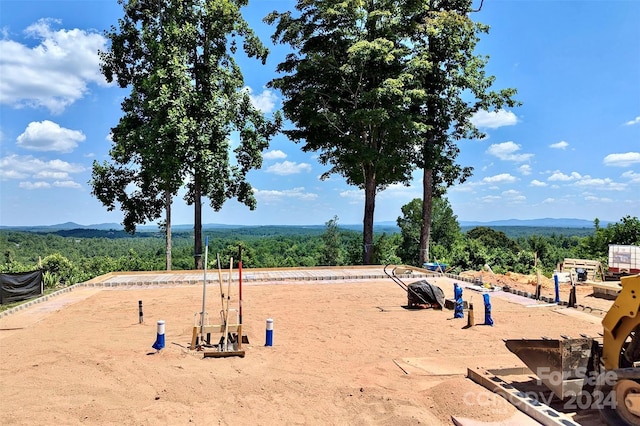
[217, 253, 225, 323]
[222, 257, 233, 350]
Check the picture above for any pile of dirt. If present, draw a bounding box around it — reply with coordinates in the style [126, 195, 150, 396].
[459, 270, 554, 290]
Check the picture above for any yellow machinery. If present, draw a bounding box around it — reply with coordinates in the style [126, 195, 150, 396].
[506, 274, 640, 425]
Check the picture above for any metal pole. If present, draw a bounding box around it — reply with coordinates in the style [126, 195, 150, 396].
[238, 245, 243, 326]
[200, 236, 209, 340]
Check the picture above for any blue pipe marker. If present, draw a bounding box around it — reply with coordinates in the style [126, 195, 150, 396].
[152, 320, 165, 351]
[265, 318, 273, 346]
[454, 284, 464, 318]
[554, 274, 560, 303]
[483, 293, 494, 326]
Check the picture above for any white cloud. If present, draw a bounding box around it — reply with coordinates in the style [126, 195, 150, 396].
[584, 195, 613, 202]
[603, 152, 640, 167]
[502, 189, 526, 202]
[378, 182, 420, 200]
[18, 181, 51, 189]
[481, 195, 501, 203]
[448, 182, 477, 192]
[339, 189, 364, 203]
[549, 140, 569, 149]
[53, 180, 82, 188]
[0, 154, 85, 183]
[547, 171, 582, 181]
[624, 116, 640, 126]
[263, 150, 287, 160]
[486, 141, 533, 162]
[518, 164, 532, 175]
[471, 109, 518, 129]
[34, 170, 70, 180]
[482, 173, 517, 184]
[17, 120, 85, 152]
[573, 177, 626, 191]
[530, 179, 547, 187]
[542, 198, 555, 204]
[265, 160, 312, 175]
[243, 86, 278, 113]
[0, 19, 108, 113]
[253, 187, 318, 203]
[622, 170, 640, 183]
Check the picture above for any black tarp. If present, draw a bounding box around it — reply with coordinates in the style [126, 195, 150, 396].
[0, 270, 43, 304]
[407, 280, 445, 309]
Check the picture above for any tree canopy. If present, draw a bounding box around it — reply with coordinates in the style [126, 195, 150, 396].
[397, 197, 461, 266]
[266, 0, 418, 264]
[265, 0, 517, 265]
[402, 0, 519, 264]
[92, 0, 281, 269]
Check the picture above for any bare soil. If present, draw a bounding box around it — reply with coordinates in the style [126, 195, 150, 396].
[0, 271, 612, 425]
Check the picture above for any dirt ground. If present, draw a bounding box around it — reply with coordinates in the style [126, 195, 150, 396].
[0, 271, 614, 425]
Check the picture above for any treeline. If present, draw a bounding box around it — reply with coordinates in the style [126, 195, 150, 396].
[1, 215, 638, 289]
[0, 227, 362, 286]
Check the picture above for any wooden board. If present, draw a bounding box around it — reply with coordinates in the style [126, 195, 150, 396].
[590, 281, 621, 300]
[190, 324, 242, 350]
[561, 259, 603, 281]
[202, 350, 245, 358]
[467, 367, 581, 426]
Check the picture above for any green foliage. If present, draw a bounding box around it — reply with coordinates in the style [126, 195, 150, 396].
[577, 216, 640, 261]
[93, 0, 281, 269]
[466, 227, 520, 252]
[42, 271, 59, 289]
[342, 233, 364, 266]
[267, 1, 420, 264]
[371, 233, 402, 266]
[41, 253, 74, 285]
[402, 1, 519, 264]
[606, 216, 640, 245]
[467, 226, 595, 239]
[397, 197, 462, 266]
[320, 216, 343, 266]
[430, 198, 462, 250]
[1, 216, 636, 287]
[396, 198, 422, 265]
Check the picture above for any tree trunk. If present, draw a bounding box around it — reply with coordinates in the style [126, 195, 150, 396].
[165, 189, 172, 271]
[362, 169, 376, 265]
[419, 167, 434, 265]
[193, 174, 203, 270]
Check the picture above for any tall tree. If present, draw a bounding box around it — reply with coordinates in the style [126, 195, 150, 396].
[92, 0, 192, 270]
[266, 0, 416, 264]
[397, 197, 460, 265]
[92, 0, 281, 269]
[320, 215, 343, 266]
[397, 198, 422, 265]
[403, 0, 519, 264]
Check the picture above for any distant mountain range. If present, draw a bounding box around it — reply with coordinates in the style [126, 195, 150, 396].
[0, 217, 608, 233]
[458, 218, 606, 228]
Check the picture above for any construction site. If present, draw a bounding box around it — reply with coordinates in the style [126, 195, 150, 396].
[0, 264, 638, 426]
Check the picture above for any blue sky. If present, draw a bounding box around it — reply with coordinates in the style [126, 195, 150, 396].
[1, 0, 639, 227]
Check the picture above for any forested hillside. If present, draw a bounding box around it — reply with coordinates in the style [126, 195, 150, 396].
[1, 215, 638, 290]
